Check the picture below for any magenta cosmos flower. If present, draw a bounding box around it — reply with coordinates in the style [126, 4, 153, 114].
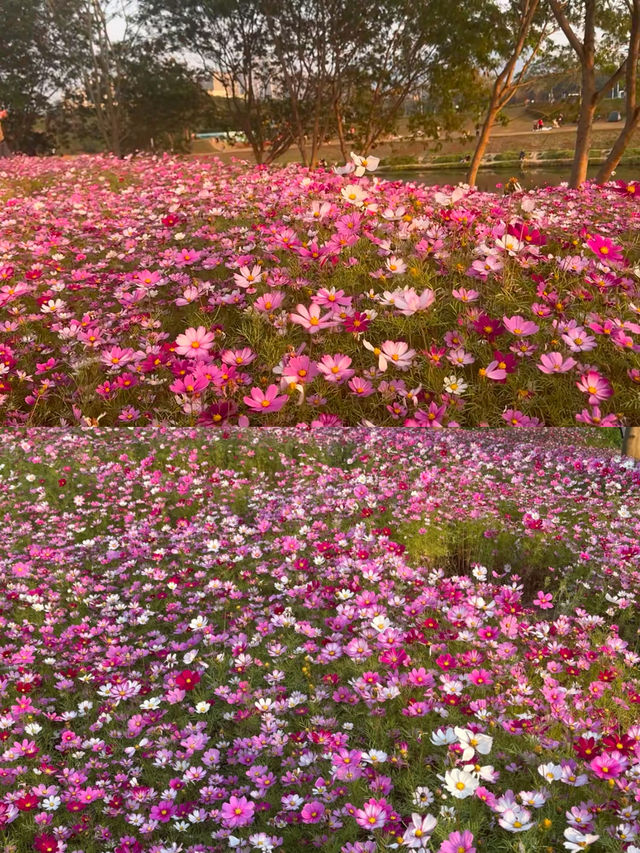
[576, 370, 613, 404]
[221, 795, 255, 828]
[175, 326, 216, 358]
[586, 234, 624, 263]
[589, 750, 628, 779]
[300, 801, 325, 823]
[243, 384, 289, 413]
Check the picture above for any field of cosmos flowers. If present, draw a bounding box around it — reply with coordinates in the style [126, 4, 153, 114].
[1, 154, 640, 427]
[0, 427, 639, 853]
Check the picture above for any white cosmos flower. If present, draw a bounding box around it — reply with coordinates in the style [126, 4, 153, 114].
[563, 827, 600, 851]
[443, 375, 468, 396]
[538, 762, 563, 782]
[443, 768, 479, 799]
[430, 727, 457, 746]
[341, 184, 369, 207]
[454, 727, 493, 761]
[350, 152, 381, 176]
[498, 806, 534, 832]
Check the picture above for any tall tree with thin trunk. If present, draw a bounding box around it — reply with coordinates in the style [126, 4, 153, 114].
[596, 0, 640, 182]
[549, 0, 628, 187]
[467, 0, 554, 186]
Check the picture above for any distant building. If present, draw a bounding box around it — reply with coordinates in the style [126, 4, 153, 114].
[199, 73, 277, 100]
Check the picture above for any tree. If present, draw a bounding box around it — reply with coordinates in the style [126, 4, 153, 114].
[141, 0, 295, 164]
[596, 0, 640, 182]
[467, 0, 555, 186]
[120, 52, 219, 152]
[622, 427, 640, 459]
[46, 0, 141, 156]
[0, 0, 65, 151]
[548, 0, 629, 187]
[334, 0, 498, 158]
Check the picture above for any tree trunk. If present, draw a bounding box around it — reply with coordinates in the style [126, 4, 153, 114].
[622, 427, 640, 460]
[596, 1, 640, 183]
[467, 104, 499, 186]
[596, 112, 640, 182]
[570, 78, 596, 187]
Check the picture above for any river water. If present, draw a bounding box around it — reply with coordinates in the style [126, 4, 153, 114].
[381, 164, 639, 192]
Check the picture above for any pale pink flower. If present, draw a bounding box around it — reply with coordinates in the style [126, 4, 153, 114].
[380, 340, 416, 370]
[503, 315, 539, 337]
[537, 352, 577, 374]
[175, 326, 216, 358]
[290, 303, 339, 333]
[317, 354, 355, 384]
[243, 384, 289, 413]
[576, 371, 613, 404]
[254, 291, 284, 313]
[233, 264, 263, 288]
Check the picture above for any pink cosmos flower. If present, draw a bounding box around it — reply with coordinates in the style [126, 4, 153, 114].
[221, 347, 256, 367]
[482, 361, 508, 382]
[439, 830, 476, 853]
[380, 340, 416, 370]
[537, 352, 577, 374]
[290, 303, 339, 333]
[233, 264, 262, 288]
[575, 407, 620, 426]
[589, 750, 628, 779]
[576, 371, 613, 405]
[403, 813, 437, 848]
[385, 255, 407, 275]
[281, 355, 319, 386]
[586, 235, 623, 263]
[118, 406, 140, 422]
[533, 591, 553, 609]
[503, 315, 539, 337]
[149, 801, 176, 823]
[394, 288, 435, 315]
[447, 347, 475, 367]
[312, 287, 351, 308]
[561, 327, 597, 352]
[451, 287, 480, 302]
[468, 668, 493, 686]
[221, 795, 255, 828]
[169, 374, 209, 395]
[243, 384, 289, 413]
[468, 256, 503, 280]
[348, 376, 375, 397]
[317, 353, 355, 384]
[254, 291, 285, 313]
[175, 326, 216, 358]
[354, 798, 389, 830]
[300, 801, 325, 823]
[101, 346, 136, 368]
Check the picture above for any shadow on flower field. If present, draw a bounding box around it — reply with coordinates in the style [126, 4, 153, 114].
[1, 155, 640, 427]
[0, 427, 639, 853]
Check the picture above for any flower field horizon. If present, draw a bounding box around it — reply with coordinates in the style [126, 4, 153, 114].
[1, 427, 639, 853]
[1, 154, 640, 427]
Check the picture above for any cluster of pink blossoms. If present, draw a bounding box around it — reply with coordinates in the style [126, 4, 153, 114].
[0, 155, 639, 425]
[0, 428, 638, 852]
